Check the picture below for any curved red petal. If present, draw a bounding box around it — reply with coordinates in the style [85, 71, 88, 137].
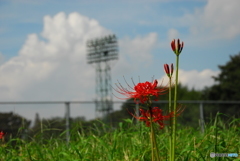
[171, 40, 176, 52]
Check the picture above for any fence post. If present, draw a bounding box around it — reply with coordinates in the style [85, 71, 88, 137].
[65, 102, 70, 144]
[136, 103, 139, 117]
[199, 102, 205, 134]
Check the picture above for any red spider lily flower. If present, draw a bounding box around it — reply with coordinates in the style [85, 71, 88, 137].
[0, 131, 5, 139]
[130, 106, 184, 129]
[114, 79, 168, 104]
[130, 107, 172, 129]
[164, 63, 174, 78]
[171, 39, 184, 55]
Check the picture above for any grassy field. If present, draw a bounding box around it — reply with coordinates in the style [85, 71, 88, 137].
[0, 116, 239, 161]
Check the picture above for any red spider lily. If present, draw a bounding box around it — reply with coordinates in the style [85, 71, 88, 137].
[131, 106, 184, 129]
[0, 131, 5, 139]
[171, 39, 184, 55]
[114, 79, 168, 104]
[130, 107, 173, 129]
[164, 63, 174, 77]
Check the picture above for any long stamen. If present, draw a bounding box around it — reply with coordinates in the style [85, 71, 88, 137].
[123, 76, 134, 90]
[131, 77, 136, 87]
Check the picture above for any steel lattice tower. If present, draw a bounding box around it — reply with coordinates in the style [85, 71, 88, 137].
[86, 34, 118, 119]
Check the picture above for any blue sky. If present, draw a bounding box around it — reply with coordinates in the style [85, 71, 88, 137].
[1, 0, 238, 66]
[0, 0, 239, 121]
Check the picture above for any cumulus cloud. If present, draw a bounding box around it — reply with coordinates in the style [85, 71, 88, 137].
[182, 0, 240, 39]
[0, 12, 113, 121]
[0, 12, 158, 121]
[0, 12, 110, 101]
[115, 33, 157, 74]
[159, 69, 220, 90]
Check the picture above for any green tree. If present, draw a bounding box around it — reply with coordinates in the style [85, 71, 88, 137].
[203, 53, 240, 118]
[30, 115, 90, 141]
[0, 112, 31, 141]
[30, 116, 68, 141]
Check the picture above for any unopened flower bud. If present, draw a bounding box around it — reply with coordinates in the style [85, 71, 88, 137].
[164, 63, 174, 78]
[171, 39, 184, 55]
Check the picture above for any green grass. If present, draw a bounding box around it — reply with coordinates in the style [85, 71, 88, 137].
[0, 117, 239, 161]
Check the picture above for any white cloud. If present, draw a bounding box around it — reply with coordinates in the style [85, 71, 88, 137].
[0, 12, 158, 121]
[0, 12, 111, 121]
[182, 0, 240, 39]
[0, 12, 110, 101]
[116, 32, 157, 74]
[159, 69, 220, 90]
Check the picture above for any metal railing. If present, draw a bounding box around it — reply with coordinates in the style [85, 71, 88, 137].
[1, 100, 240, 144]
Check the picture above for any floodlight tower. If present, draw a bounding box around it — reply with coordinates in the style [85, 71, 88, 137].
[86, 34, 118, 119]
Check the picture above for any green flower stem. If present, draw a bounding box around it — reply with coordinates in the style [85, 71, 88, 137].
[172, 55, 179, 161]
[153, 127, 160, 161]
[168, 77, 172, 161]
[149, 106, 160, 161]
[168, 77, 172, 113]
[147, 97, 160, 161]
[150, 118, 154, 161]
